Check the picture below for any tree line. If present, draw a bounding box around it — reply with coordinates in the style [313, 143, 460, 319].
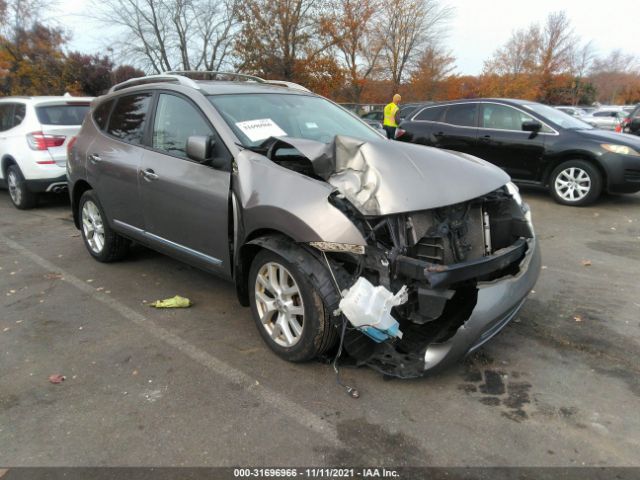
[0, 0, 144, 96]
[1, 0, 638, 105]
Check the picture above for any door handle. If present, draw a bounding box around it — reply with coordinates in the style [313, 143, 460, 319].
[88, 153, 102, 163]
[141, 169, 159, 181]
[479, 135, 491, 143]
[434, 131, 444, 137]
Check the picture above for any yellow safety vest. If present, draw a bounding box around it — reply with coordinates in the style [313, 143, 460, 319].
[383, 102, 399, 127]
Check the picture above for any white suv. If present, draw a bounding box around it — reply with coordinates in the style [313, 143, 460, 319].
[0, 96, 93, 209]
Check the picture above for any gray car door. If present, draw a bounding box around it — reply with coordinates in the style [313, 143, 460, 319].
[139, 92, 232, 277]
[87, 93, 152, 230]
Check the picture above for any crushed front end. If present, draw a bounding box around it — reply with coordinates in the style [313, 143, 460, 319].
[322, 183, 540, 378]
[255, 135, 541, 377]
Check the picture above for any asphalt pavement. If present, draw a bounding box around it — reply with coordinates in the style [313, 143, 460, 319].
[0, 188, 639, 466]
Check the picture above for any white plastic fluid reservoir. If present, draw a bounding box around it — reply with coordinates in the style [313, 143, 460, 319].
[339, 277, 408, 342]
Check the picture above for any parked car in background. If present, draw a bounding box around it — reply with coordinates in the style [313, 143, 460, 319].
[396, 98, 640, 206]
[619, 104, 640, 134]
[398, 102, 433, 121]
[360, 103, 432, 131]
[556, 106, 587, 117]
[627, 118, 640, 136]
[67, 73, 540, 377]
[582, 108, 627, 131]
[360, 110, 383, 123]
[0, 95, 93, 209]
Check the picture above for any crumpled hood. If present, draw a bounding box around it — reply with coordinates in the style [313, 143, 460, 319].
[273, 136, 510, 216]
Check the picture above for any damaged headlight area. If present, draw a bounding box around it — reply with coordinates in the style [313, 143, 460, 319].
[328, 185, 536, 378]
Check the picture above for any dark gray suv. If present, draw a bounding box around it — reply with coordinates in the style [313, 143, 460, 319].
[67, 72, 541, 378]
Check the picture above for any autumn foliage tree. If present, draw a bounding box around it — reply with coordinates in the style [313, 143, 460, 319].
[235, 0, 338, 85]
[408, 45, 456, 100]
[481, 11, 596, 104]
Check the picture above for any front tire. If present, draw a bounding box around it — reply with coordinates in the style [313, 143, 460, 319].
[549, 160, 602, 206]
[79, 190, 129, 262]
[248, 249, 339, 362]
[6, 165, 37, 209]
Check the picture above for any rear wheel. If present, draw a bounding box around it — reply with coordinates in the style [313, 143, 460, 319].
[550, 160, 602, 206]
[248, 248, 339, 362]
[6, 165, 37, 209]
[79, 190, 130, 262]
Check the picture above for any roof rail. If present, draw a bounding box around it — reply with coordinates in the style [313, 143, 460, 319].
[263, 80, 310, 92]
[108, 71, 311, 94]
[109, 74, 199, 93]
[163, 71, 267, 83]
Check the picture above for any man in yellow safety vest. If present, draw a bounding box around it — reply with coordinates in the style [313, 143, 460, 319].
[383, 94, 401, 139]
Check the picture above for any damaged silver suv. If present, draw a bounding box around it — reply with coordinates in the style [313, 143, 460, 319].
[68, 72, 541, 378]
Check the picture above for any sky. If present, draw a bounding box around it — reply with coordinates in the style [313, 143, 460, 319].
[57, 0, 640, 75]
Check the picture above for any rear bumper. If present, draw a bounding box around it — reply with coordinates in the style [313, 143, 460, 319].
[25, 174, 68, 193]
[422, 237, 541, 373]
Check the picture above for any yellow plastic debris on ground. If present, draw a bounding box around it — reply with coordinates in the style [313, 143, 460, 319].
[148, 295, 192, 308]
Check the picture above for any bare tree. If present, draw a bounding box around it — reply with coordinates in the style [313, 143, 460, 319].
[591, 49, 639, 74]
[89, 0, 239, 73]
[378, 0, 453, 91]
[331, 0, 382, 103]
[483, 11, 580, 101]
[568, 40, 595, 105]
[483, 25, 541, 77]
[590, 49, 640, 103]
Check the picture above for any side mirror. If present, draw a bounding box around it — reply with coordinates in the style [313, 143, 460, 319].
[186, 135, 214, 163]
[630, 118, 640, 133]
[522, 120, 542, 132]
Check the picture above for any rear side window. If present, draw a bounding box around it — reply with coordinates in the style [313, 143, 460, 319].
[0, 104, 14, 131]
[36, 104, 90, 125]
[13, 104, 26, 127]
[444, 104, 477, 127]
[93, 100, 114, 130]
[107, 93, 152, 145]
[414, 106, 445, 122]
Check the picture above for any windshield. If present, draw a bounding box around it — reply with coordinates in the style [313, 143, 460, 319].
[522, 103, 593, 129]
[208, 93, 381, 147]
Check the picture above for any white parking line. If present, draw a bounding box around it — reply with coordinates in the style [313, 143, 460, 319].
[0, 233, 340, 445]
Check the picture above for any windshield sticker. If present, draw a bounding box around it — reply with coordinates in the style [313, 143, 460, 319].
[305, 122, 319, 129]
[235, 118, 287, 142]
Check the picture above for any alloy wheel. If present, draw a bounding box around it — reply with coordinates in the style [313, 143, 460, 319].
[7, 170, 21, 205]
[81, 200, 105, 254]
[254, 261, 305, 347]
[554, 167, 591, 202]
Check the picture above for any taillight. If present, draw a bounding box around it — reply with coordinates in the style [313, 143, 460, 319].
[26, 131, 66, 151]
[67, 136, 78, 159]
[615, 125, 622, 133]
[395, 128, 406, 139]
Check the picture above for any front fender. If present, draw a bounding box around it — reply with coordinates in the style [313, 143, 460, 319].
[235, 150, 366, 245]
